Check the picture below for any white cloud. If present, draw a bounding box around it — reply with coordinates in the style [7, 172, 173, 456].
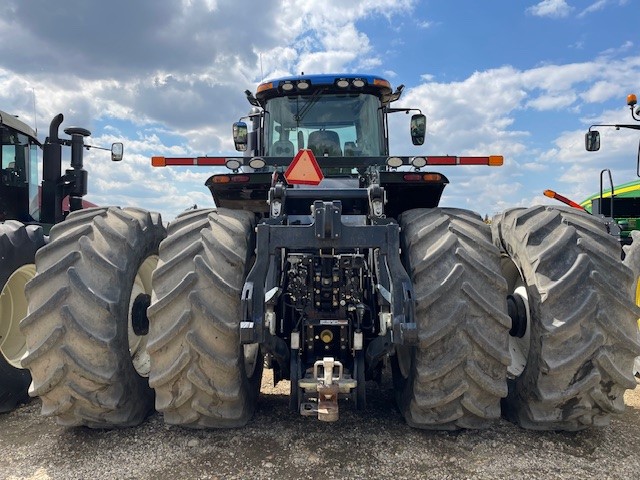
[578, 0, 609, 17]
[578, 0, 630, 17]
[526, 92, 577, 111]
[599, 41, 634, 59]
[581, 81, 619, 103]
[526, 0, 573, 18]
[2, 0, 640, 222]
[387, 54, 640, 216]
[0, 0, 420, 219]
[522, 162, 550, 172]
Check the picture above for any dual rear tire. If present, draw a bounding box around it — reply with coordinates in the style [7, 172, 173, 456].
[394, 208, 511, 429]
[147, 208, 262, 428]
[22, 207, 165, 427]
[18, 204, 640, 431]
[622, 230, 640, 381]
[492, 206, 640, 429]
[20, 206, 261, 428]
[395, 206, 640, 431]
[0, 221, 45, 413]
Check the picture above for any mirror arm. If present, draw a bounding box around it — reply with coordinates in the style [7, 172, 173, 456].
[84, 144, 111, 152]
[387, 107, 422, 115]
[238, 111, 262, 122]
[590, 123, 640, 131]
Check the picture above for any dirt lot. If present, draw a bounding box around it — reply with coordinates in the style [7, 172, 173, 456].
[1, 371, 639, 480]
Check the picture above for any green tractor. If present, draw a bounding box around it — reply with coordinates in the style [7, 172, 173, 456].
[584, 92, 640, 380]
[580, 178, 640, 244]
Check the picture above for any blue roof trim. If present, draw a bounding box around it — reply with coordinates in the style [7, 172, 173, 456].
[261, 73, 389, 86]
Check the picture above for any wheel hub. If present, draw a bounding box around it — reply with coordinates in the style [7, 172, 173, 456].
[127, 255, 158, 377]
[507, 293, 528, 338]
[0, 264, 35, 368]
[500, 257, 531, 379]
[131, 294, 151, 336]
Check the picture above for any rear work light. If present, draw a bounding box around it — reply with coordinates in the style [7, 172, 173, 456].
[225, 159, 242, 170]
[387, 157, 403, 168]
[249, 157, 266, 169]
[411, 157, 427, 168]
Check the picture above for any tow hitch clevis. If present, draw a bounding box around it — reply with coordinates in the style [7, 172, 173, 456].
[299, 357, 356, 422]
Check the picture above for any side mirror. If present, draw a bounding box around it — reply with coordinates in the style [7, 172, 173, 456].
[585, 130, 600, 152]
[111, 142, 124, 161]
[233, 122, 248, 152]
[410, 114, 426, 146]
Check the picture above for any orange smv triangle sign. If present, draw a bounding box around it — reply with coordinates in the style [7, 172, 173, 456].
[284, 149, 324, 185]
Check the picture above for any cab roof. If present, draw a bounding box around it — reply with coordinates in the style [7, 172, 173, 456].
[254, 73, 395, 106]
[0, 109, 39, 143]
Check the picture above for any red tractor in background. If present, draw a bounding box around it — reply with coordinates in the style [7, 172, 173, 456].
[0, 110, 122, 412]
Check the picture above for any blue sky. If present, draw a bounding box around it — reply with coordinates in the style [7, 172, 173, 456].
[1, 0, 639, 221]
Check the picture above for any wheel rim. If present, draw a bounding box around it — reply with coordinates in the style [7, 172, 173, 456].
[396, 345, 412, 379]
[501, 257, 531, 378]
[243, 343, 260, 378]
[128, 255, 157, 377]
[635, 274, 640, 332]
[634, 275, 640, 379]
[0, 264, 35, 369]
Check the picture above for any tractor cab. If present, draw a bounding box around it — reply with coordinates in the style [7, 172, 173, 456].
[233, 74, 425, 163]
[0, 111, 41, 223]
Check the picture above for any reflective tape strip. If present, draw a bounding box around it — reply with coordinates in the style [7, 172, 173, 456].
[426, 156, 457, 165]
[196, 157, 227, 166]
[459, 157, 489, 165]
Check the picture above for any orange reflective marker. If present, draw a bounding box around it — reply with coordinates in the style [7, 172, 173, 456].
[284, 149, 324, 185]
[543, 189, 586, 211]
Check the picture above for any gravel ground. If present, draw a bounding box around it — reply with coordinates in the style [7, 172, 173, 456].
[1, 371, 639, 480]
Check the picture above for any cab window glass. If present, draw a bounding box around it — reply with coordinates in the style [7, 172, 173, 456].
[265, 93, 384, 157]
